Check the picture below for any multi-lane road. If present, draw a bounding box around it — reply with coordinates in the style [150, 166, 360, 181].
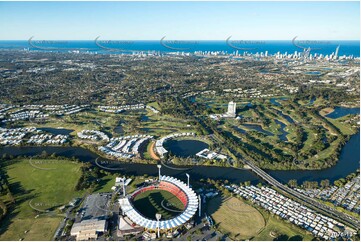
[244, 160, 360, 230]
[183, 99, 359, 230]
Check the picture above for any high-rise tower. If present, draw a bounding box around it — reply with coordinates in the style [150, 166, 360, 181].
[227, 101, 236, 117]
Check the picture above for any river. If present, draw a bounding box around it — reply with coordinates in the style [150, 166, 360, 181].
[0, 133, 359, 185]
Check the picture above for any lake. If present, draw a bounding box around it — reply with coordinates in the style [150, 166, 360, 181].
[38, 127, 74, 135]
[309, 97, 316, 105]
[114, 120, 124, 135]
[242, 124, 274, 136]
[270, 97, 288, 106]
[304, 71, 321, 75]
[325, 107, 360, 119]
[163, 139, 209, 158]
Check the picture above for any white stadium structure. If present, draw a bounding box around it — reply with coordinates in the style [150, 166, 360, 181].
[119, 175, 199, 230]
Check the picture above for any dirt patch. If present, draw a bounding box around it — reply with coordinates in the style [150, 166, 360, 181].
[319, 107, 334, 116]
[148, 141, 160, 160]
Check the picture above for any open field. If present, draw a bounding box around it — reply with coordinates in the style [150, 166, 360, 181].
[0, 158, 84, 241]
[0, 217, 62, 241]
[132, 189, 184, 220]
[207, 195, 314, 241]
[138, 110, 198, 137]
[327, 118, 357, 135]
[252, 209, 314, 241]
[207, 196, 265, 240]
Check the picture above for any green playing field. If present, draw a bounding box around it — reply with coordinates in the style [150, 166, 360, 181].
[132, 189, 185, 220]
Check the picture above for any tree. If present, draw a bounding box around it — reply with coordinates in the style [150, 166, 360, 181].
[302, 181, 318, 189]
[334, 179, 345, 187]
[288, 179, 298, 188]
[320, 179, 330, 188]
[274, 234, 289, 241]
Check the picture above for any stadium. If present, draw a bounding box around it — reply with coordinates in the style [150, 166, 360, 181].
[119, 174, 199, 231]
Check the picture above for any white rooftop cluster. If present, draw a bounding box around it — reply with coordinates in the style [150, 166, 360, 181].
[0, 104, 88, 123]
[0, 127, 36, 145]
[196, 148, 227, 160]
[1, 110, 48, 123]
[99, 134, 152, 159]
[27, 134, 68, 145]
[0, 127, 69, 146]
[119, 175, 198, 230]
[63, 105, 88, 115]
[226, 184, 353, 240]
[0, 105, 17, 114]
[77, 130, 109, 142]
[98, 104, 145, 113]
[295, 176, 360, 213]
[155, 133, 195, 158]
[40, 104, 88, 115]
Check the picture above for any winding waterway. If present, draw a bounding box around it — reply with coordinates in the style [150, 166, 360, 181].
[0, 133, 359, 185]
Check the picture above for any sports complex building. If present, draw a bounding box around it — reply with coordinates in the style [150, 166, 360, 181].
[119, 175, 199, 232]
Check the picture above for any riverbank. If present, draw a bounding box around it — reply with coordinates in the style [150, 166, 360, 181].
[319, 107, 334, 116]
[0, 132, 359, 185]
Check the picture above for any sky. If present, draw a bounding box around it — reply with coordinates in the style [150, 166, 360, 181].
[0, 1, 359, 40]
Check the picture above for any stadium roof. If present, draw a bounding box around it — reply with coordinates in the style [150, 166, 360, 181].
[119, 175, 199, 230]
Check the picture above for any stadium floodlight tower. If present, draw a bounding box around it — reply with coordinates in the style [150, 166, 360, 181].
[157, 164, 162, 180]
[121, 177, 126, 197]
[186, 173, 190, 187]
[156, 213, 162, 238]
[198, 194, 202, 217]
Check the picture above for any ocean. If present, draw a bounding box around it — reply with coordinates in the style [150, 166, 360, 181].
[0, 40, 359, 57]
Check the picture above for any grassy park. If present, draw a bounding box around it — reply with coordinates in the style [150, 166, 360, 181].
[0, 158, 84, 241]
[208, 196, 265, 240]
[252, 206, 314, 241]
[207, 195, 314, 241]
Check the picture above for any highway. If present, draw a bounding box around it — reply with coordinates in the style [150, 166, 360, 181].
[180, 98, 360, 230]
[244, 160, 360, 230]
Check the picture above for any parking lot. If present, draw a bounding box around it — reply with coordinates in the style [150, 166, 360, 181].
[76, 193, 112, 222]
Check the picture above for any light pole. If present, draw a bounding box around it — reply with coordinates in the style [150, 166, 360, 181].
[198, 195, 201, 217]
[157, 164, 162, 180]
[156, 213, 162, 238]
[121, 177, 126, 197]
[186, 173, 190, 187]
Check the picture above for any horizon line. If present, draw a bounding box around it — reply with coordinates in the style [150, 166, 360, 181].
[1, 39, 360, 41]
